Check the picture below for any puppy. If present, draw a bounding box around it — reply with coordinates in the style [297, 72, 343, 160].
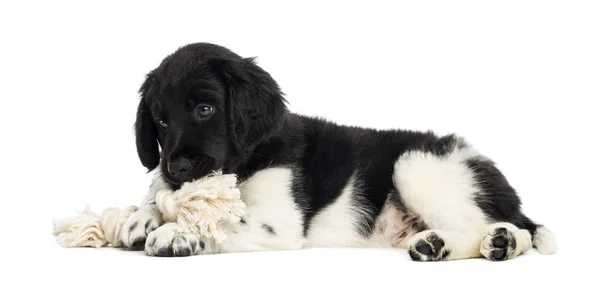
[119, 42, 557, 260]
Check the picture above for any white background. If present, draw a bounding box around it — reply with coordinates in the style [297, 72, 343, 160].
[1, 0, 598, 281]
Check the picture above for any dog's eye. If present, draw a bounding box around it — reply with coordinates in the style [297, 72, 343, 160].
[197, 105, 214, 118]
[158, 119, 168, 129]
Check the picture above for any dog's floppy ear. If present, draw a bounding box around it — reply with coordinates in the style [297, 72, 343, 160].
[134, 73, 160, 171]
[212, 57, 287, 160]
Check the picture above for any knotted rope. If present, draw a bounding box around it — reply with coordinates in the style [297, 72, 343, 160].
[52, 171, 245, 247]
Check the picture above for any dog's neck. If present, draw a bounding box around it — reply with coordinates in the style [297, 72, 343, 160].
[225, 112, 305, 183]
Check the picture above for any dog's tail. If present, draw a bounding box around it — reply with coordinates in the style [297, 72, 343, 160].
[531, 225, 558, 254]
[515, 214, 558, 254]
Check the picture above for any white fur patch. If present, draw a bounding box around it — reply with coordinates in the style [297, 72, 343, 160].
[140, 166, 171, 207]
[305, 174, 371, 247]
[393, 145, 489, 230]
[216, 167, 306, 253]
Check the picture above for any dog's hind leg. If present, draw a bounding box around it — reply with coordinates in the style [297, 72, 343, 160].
[392, 135, 553, 261]
[392, 141, 488, 261]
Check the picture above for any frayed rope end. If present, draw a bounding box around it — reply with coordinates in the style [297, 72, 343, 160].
[52, 205, 138, 248]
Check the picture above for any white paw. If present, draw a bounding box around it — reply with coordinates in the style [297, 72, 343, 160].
[145, 223, 204, 257]
[480, 223, 532, 261]
[119, 204, 163, 250]
[407, 231, 449, 261]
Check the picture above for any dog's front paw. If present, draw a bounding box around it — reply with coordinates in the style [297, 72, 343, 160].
[120, 204, 163, 250]
[145, 223, 204, 257]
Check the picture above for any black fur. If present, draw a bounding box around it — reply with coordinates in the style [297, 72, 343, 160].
[466, 158, 540, 236]
[261, 224, 276, 235]
[134, 42, 539, 240]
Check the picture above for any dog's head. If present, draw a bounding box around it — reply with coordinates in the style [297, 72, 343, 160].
[134, 43, 287, 186]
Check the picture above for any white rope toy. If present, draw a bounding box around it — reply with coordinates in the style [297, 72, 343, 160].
[155, 171, 245, 243]
[52, 206, 138, 248]
[52, 171, 245, 248]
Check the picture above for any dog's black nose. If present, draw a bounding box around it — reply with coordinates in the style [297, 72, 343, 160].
[167, 158, 192, 180]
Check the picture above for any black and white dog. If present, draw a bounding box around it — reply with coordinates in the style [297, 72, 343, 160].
[119, 42, 557, 261]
